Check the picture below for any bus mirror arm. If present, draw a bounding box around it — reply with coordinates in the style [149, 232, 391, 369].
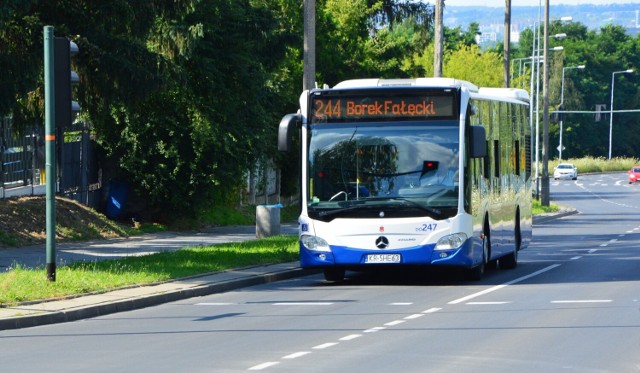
[278, 113, 301, 152]
[469, 125, 487, 158]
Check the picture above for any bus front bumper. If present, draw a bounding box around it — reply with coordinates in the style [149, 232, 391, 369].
[299, 238, 478, 269]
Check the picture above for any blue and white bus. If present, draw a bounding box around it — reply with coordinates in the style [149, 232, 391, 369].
[278, 78, 532, 281]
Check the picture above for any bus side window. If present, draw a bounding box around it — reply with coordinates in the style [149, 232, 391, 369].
[493, 140, 500, 178]
[515, 140, 521, 176]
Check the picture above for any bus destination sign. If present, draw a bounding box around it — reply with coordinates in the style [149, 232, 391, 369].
[311, 94, 456, 123]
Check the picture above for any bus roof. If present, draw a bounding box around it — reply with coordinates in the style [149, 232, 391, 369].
[477, 87, 530, 104]
[332, 78, 479, 93]
[329, 78, 529, 104]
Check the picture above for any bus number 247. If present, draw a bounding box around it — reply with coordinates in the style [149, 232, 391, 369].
[416, 224, 437, 232]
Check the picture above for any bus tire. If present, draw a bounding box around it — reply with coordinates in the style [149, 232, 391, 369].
[501, 213, 521, 269]
[324, 267, 346, 282]
[465, 227, 489, 281]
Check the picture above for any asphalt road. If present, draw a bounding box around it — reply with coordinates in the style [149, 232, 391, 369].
[1, 173, 639, 372]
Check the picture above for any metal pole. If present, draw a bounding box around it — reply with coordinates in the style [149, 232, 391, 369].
[535, 7, 540, 198]
[559, 65, 585, 160]
[504, 0, 511, 87]
[541, 0, 550, 206]
[44, 26, 57, 282]
[609, 69, 634, 159]
[303, 0, 315, 91]
[529, 34, 536, 197]
[609, 73, 615, 160]
[559, 68, 566, 160]
[434, 0, 444, 77]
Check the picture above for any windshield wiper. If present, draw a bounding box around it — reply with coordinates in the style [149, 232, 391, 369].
[312, 201, 378, 218]
[363, 197, 444, 217]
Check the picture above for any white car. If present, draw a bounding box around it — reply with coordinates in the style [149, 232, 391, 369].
[553, 163, 578, 180]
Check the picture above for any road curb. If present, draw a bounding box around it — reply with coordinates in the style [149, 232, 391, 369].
[532, 208, 578, 224]
[0, 265, 318, 331]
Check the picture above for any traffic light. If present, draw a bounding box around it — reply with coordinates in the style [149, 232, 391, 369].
[54, 37, 80, 131]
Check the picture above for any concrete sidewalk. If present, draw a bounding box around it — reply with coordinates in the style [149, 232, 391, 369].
[0, 209, 577, 331]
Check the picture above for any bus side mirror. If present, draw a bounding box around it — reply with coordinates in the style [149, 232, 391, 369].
[278, 113, 300, 152]
[469, 125, 487, 158]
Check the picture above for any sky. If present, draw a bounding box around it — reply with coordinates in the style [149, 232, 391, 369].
[443, 0, 640, 6]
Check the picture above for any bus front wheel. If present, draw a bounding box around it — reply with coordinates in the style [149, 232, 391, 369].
[465, 233, 489, 281]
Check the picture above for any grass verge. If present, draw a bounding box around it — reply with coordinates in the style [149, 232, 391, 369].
[532, 198, 561, 215]
[0, 235, 298, 306]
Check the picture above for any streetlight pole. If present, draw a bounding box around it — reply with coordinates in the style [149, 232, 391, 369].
[541, 0, 550, 206]
[532, 44, 563, 198]
[608, 69, 634, 159]
[559, 65, 585, 160]
[529, 4, 571, 199]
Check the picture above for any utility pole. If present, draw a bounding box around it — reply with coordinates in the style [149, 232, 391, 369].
[504, 0, 511, 87]
[303, 0, 316, 91]
[434, 0, 443, 77]
[541, 0, 550, 206]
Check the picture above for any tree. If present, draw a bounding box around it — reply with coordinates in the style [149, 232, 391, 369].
[444, 44, 503, 87]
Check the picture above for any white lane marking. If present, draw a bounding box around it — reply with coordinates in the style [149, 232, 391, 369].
[272, 302, 333, 306]
[385, 320, 406, 326]
[404, 314, 424, 320]
[390, 302, 413, 305]
[570, 256, 582, 260]
[196, 303, 234, 306]
[588, 249, 598, 254]
[609, 239, 618, 244]
[339, 334, 362, 341]
[551, 300, 613, 304]
[364, 326, 386, 333]
[313, 342, 338, 349]
[466, 302, 510, 305]
[448, 264, 561, 305]
[422, 307, 442, 314]
[600, 243, 608, 247]
[282, 351, 310, 359]
[248, 362, 279, 370]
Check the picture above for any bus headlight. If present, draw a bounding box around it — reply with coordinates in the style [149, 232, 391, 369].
[435, 232, 468, 251]
[300, 234, 331, 252]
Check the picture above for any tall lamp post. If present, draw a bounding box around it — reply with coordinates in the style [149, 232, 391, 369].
[558, 65, 585, 160]
[608, 69, 633, 159]
[529, 11, 569, 198]
[541, 0, 574, 205]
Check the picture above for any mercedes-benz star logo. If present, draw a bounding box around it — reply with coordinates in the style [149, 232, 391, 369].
[375, 236, 389, 249]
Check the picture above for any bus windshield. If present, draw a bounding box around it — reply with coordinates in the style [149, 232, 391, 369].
[307, 123, 460, 221]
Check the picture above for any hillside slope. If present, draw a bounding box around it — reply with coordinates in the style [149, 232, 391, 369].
[0, 196, 129, 248]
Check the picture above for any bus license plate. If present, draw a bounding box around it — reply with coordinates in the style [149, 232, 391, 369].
[365, 254, 401, 263]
